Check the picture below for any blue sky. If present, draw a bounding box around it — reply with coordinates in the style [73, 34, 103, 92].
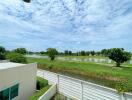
[0, 0, 132, 51]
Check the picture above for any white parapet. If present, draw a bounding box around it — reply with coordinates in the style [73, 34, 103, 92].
[39, 84, 57, 100]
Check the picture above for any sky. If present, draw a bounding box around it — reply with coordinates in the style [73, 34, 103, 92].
[0, 0, 132, 51]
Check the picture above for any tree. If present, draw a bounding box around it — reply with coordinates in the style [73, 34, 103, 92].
[6, 53, 27, 63]
[28, 51, 34, 55]
[40, 51, 47, 55]
[68, 51, 72, 55]
[80, 51, 86, 56]
[101, 49, 111, 56]
[64, 50, 69, 55]
[90, 51, 95, 56]
[47, 48, 58, 61]
[76, 52, 79, 56]
[96, 51, 101, 56]
[13, 48, 27, 55]
[108, 48, 131, 67]
[86, 51, 90, 56]
[0, 46, 6, 60]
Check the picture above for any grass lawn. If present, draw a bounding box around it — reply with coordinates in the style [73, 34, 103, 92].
[27, 57, 132, 92]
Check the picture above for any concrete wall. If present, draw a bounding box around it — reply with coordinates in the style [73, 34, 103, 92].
[37, 69, 132, 100]
[39, 84, 57, 100]
[0, 63, 37, 100]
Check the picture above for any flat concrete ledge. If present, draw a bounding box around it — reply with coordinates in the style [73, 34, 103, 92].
[39, 84, 57, 100]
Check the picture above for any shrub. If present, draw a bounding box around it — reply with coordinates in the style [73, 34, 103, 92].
[0, 46, 6, 60]
[12, 48, 27, 55]
[0, 53, 6, 60]
[6, 53, 27, 63]
[28, 77, 50, 100]
[28, 85, 50, 100]
[115, 81, 128, 93]
[48, 64, 53, 70]
[37, 77, 48, 90]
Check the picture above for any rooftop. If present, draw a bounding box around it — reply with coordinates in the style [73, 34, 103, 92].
[0, 62, 25, 70]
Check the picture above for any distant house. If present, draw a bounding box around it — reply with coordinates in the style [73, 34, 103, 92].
[0, 61, 37, 100]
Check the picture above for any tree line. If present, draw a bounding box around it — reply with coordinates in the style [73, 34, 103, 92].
[40, 48, 131, 57]
[35, 48, 132, 67]
[40, 50, 100, 56]
[41, 48, 131, 67]
[0, 46, 27, 63]
[0, 46, 131, 67]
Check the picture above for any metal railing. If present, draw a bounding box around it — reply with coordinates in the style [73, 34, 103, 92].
[37, 69, 132, 100]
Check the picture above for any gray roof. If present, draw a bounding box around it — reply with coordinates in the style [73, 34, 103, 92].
[0, 62, 25, 70]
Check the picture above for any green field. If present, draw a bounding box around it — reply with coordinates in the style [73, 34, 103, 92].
[27, 57, 132, 92]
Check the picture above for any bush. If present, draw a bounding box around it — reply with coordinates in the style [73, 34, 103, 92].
[28, 77, 50, 100]
[37, 77, 48, 90]
[28, 85, 50, 100]
[6, 53, 27, 63]
[115, 81, 128, 93]
[12, 48, 27, 55]
[0, 53, 6, 60]
[0, 46, 6, 60]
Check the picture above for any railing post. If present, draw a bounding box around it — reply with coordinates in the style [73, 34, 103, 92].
[120, 93, 126, 100]
[43, 71, 45, 79]
[57, 75, 59, 93]
[81, 82, 83, 100]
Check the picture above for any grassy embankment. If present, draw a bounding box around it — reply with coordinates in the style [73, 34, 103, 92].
[27, 57, 132, 92]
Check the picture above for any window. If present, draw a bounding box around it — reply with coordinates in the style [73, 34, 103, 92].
[0, 84, 19, 100]
[10, 84, 19, 99]
[0, 88, 9, 100]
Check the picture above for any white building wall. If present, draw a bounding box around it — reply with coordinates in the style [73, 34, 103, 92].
[0, 63, 37, 100]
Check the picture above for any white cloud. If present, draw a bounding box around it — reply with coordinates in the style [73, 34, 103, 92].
[0, 0, 132, 51]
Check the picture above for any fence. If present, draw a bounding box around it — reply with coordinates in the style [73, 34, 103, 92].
[37, 69, 132, 100]
[39, 84, 57, 100]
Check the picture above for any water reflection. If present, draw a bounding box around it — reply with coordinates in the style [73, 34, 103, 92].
[26, 54, 132, 64]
